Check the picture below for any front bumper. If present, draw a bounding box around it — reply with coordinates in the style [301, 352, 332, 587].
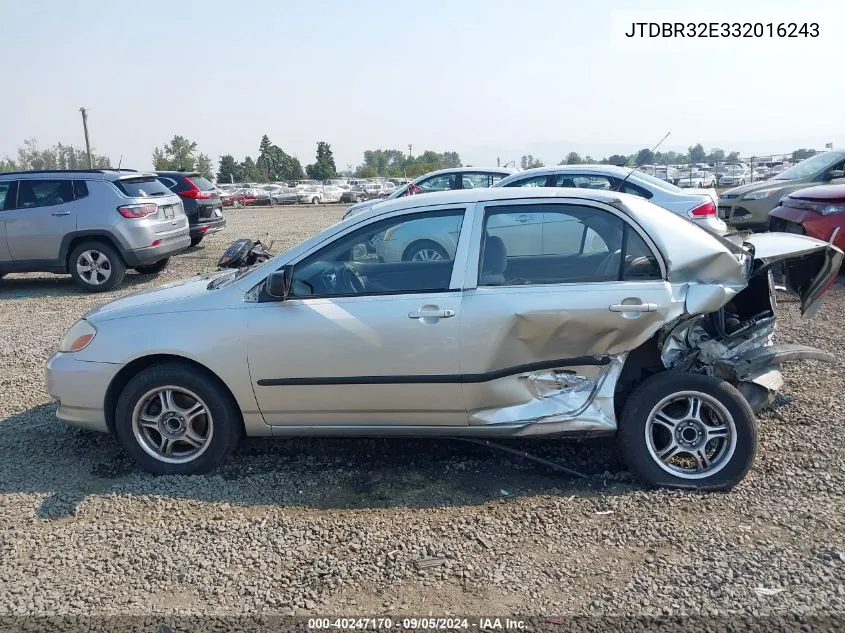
[190, 217, 226, 238]
[46, 353, 122, 433]
[770, 206, 845, 250]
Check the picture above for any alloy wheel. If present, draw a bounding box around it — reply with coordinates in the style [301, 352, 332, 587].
[644, 390, 737, 479]
[76, 250, 113, 286]
[131, 386, 214, 464]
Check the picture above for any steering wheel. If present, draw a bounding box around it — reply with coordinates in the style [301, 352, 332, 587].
[340, 263, 366, 293]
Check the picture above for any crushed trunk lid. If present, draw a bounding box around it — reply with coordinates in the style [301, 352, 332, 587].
[743, 233, 843, 317]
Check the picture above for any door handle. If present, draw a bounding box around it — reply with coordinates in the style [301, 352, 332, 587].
[51, 211, 71, 216]
[409, 308, 456, 319]
[609, 303, 657, 312]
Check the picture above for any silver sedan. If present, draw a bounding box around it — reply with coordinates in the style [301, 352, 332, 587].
[47, 188, 842, 490]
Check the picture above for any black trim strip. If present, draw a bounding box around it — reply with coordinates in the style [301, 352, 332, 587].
[256, 356, 610, 387]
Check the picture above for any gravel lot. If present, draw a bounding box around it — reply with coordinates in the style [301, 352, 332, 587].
[1, 205, 844, 622]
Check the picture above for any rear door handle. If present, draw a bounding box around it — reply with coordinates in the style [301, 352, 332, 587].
[609, 303, 657, 312]
[409, 308, 456, 319]
[51, 211, 71, 216]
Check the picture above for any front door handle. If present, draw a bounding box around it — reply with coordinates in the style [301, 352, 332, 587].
[609, 303, 657, 313]
[409, 308, 456, 319]
[51, 211, 71, 216]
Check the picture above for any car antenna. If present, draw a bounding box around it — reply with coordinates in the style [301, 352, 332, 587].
[614, 131, 671, 191]
[117, 155, 123, 170]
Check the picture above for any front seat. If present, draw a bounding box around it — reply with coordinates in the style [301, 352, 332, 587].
[479, 236, 507, 286]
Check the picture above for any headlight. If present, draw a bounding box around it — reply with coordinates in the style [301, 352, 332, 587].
[816, 203, 845, 216]
[743, 189, 779, 200]
[59, 319, 97, 352]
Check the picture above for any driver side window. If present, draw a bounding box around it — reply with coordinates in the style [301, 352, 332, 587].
[291, 210, 466, 298]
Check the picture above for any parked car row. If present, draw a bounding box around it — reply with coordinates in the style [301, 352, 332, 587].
[640, 161, 796, 187]
[218, 177, 410, 208]
[0, 169, 226, 292]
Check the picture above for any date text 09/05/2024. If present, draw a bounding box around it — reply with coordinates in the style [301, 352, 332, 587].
[307, 617, 526, 630]
[624, 22, 819, 38]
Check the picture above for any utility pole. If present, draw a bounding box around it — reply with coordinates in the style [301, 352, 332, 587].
[408, 144, 413, 159]
[79, 107, 93, 168]
[497, 157, 501, 167]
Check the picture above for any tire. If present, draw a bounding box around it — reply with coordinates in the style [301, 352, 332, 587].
[68, 240, 126, 292]
[311, 197, 320, 205]
[190, 235, 204, 247]
[268, 198, 275, 207]
[402, 240, 450, 262]
[617, 372, 757, 491]
[134, 257, 170, 275]
[233, 200, 241, 209]
[114, 362, 243, 475]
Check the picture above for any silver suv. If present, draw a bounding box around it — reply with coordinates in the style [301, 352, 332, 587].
[0, 169, 190, 291]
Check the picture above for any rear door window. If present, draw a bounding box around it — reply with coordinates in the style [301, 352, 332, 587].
[73, 180, 89, 200]
[0, 181, 14, 210]
[114, 177, 171, 198]
[16, 179, 74, 209]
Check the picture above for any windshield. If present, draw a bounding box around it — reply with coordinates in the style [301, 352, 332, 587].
[114, 177, 171, 197]
[773, 152, 845, 180]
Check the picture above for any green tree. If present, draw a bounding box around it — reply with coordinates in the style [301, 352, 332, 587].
[240, 156, 260, 181]
[606, 154, 628, 166]
[359, 165, 378, 178]
[442, 151, 462, 168]
[152, 135, 199, 171]
[792, 148, 816, 161]
[520, 154, 544, 169]
[688, 143, 706, 163]
[305, 141, 337, 180]
[562, 152, 582, 165]
[217, 155, 239, 183]
[8, 138, 109, 171]
[727, 151, 741, 162]
[635, 148, 655, 165]
[196, 153, 213, 180]
[707, 148, 725, 163]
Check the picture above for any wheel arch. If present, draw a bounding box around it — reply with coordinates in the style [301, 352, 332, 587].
[62, 231, 128, 270]
[613, 334, 666, 421]
[401, 238, 450, 261]
[104, 353, 245, 435]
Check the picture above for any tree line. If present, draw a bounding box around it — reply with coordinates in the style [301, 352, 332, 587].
[0, 139, 111, 172]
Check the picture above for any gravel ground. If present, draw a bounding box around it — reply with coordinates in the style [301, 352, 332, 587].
[1, 205, 844, 622]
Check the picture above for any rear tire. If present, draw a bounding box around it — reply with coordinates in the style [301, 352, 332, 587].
[68, 240, 126, 292]
[311, 197, 320, 205]
[402, 240, 449, 262]
[114, 362, 243, 475]
[134, 258, 170, 275]
[190, 236, 204, 247]
[233, 200, 241, 209]
[617, 372, 757, 491]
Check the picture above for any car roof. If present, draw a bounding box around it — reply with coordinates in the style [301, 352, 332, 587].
[413, 166, 517, 180]
[0, 169, 150, 181]
[155, 171, 202, 177]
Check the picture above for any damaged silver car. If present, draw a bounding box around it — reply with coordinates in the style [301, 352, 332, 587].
[46, 188, 842, 489]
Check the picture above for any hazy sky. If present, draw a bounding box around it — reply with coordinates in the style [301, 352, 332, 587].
[1, 0, 842, 172]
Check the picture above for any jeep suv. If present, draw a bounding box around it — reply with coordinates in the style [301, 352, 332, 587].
[0, 169, 190, 292]
[154, 171, 226, 246]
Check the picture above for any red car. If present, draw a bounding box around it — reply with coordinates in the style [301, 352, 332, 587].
[221, 192, 256, 209]
[770, 184, 845, 251]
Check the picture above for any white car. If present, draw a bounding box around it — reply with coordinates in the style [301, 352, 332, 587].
[677, 171, 717, 189]
[719, 169, 750, 187]
[494, 165, 726, 234]
[297, 185, 344, 205]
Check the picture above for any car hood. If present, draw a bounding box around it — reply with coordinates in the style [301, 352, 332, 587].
[722, 179, 803, 197]
[745, 233, 844, 317]
[787, 184, 845, 203]
[84, 273, 229, 322]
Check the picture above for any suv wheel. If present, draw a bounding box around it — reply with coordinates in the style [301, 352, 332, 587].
[68, 241, 126, 292]
[134, 258, 170, 275]
[617, 372, 757, 491]
[115, 363, 243, 475]
[190, 236, 204, 247]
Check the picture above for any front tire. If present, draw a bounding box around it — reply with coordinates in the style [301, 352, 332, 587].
[68, 240, 126, 292]
[311, 197, 320, 205]
[114, 363, 243, 475]
[402, 240, 449, 262]
[134, 258, 170, 275]
[617, 372, 757, 491]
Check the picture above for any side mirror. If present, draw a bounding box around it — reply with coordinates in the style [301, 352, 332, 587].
[266, 266, 292, 299]
[828, 170, 845, 180]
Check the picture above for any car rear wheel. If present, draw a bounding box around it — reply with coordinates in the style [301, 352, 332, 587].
[115, 363, 243, 475]
[68, 240, 126, 292]
[268, 198, 275, 207]
[617, 372, 757, 491]
[311, 197, 320, 205]
[134, 258, 170, 275]
[403, 240, 449, 262]
[233, 200, 241, 209]
[190, 236, 204, 247]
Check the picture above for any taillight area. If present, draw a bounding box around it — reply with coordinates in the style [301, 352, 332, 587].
[689, 200, 717, 218]
[117, 203, 158, 218]
[179, 178, 213, 200]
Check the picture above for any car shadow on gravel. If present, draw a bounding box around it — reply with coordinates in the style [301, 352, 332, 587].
[0, 404, 635, 519]
[0, 270, 175, 298]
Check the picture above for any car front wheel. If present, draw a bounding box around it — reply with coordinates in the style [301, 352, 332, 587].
[403, 240, 449, 262]
[114, 363, 243, 475]
[617, 372, 757, 491]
